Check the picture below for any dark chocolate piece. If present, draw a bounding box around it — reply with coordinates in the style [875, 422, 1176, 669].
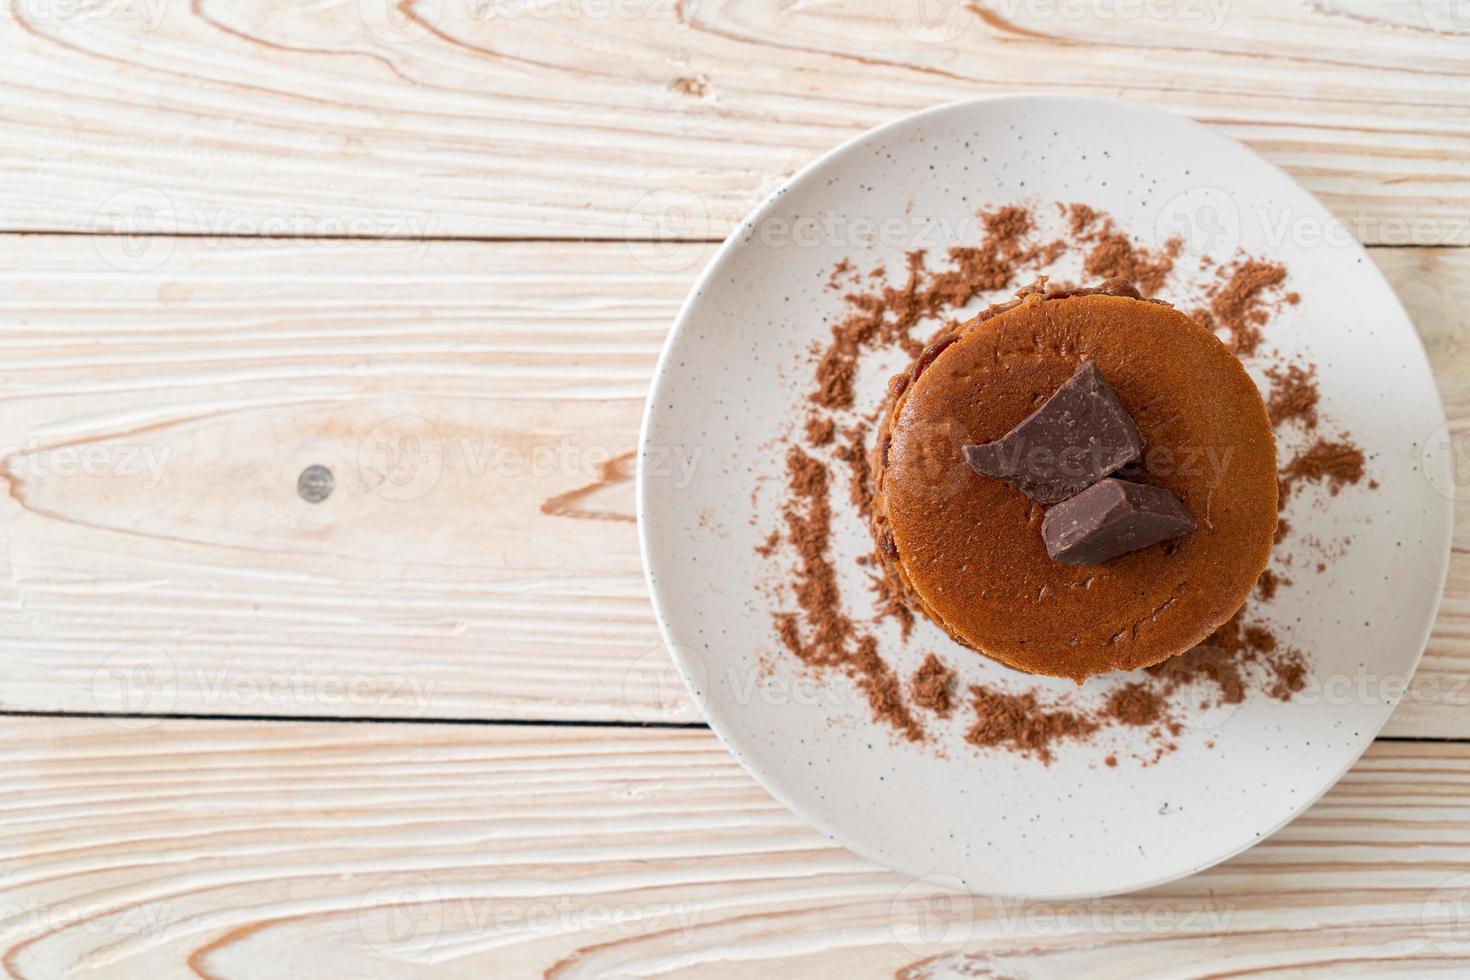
[1041, 478, 1197, 565]
[962, 360, 1144, 504]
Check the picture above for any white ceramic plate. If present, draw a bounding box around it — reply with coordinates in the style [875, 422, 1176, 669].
[638, 96, 1453, 898]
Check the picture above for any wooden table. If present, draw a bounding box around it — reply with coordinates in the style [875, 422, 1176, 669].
[2, 1, 1468, 975]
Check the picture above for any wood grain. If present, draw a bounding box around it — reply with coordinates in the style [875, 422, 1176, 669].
[0, 717, 1464, 978]
[0, 236, 685, 724]
[0, 0, 1466, 243]
[0, 237, 1466, 734]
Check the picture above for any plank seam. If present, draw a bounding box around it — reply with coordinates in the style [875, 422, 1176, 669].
[0, 231, 1464, 248]
[0, 709, 712, 730]
[1, 711, 1465, 744]
[0, 230, 730, 245]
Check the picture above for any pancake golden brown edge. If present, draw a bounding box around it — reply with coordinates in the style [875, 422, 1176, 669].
[868, 284, 1277, 682]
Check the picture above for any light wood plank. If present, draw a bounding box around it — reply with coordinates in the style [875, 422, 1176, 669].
[0, 718, 1466, 977]
[0, 1, 1466, 242]
[0, 237, 1467, 734]
[0, 236, 686, 724]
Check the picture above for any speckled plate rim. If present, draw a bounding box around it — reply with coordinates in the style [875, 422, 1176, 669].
[636, 93, 1454, 899]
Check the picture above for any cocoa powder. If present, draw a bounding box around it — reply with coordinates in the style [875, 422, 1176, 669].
[1062, 202, 1181, 296]
[1279, 438, 1367, 505]
[1197, 258, 1292, 357]
[965, 685, 1097, 764]
[1102, 682, 1167, 728]
[1266, 363, 1320, 430]
[1155, 612, 1307, 710]
[775, 446, 924, 740]
[873, 558, 917, 640]
[1149, 641, 1246, 706]
[833, 423, 874, 519]
[853, 635, 926, 742]
[811, 207, 1048, 413]
[778, 447, 848, 668]
[1266, 647, 1309, 701]
[1082, 229, 1181, 297]
[1065, 202, 1099, 237]
[812, 250, 927, 412]
[1256, 568, 1286, 601]
[805, 416, 836, 447]
[911, 654, 956, 717]
[826, 258, 855, 290]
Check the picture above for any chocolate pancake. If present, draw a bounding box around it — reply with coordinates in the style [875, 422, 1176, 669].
[869, 280, 1277, 682]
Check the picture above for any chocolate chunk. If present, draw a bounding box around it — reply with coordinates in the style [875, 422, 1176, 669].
[1041, 478, 1197, 565]
[962, 360, 1144, 504]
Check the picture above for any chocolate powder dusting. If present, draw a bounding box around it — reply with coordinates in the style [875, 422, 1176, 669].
[812, 206, 1049, 412]
[1062, 202, 1180, 296]
[812, 250, 927, 412]
[924, 206, 1040, 311]
[1102, 682, 1166, 728]
[1266, 647, 1309, 701]
[1279, 438, 1367, 506]
[873, 564, 916, 639]
[1152, 611, 1306, 710]
[1266, 363, 1320, 430]
[834, 423, 874, 518]
[1082, 228, 1182, 297]
[1199, 258, 1289, 357]
[826, 257, 854, 290]
[1256, 568, 1285, 602]
[1149, 642, 1246, 706]
[776, 446, 924, 740]
[759, 198, 1366, 760]
[965, 685, 1097, 765]
[853, 636, 926, 741]
[1065, 202, 1099, 237]
[779, 447, 849, 667]
[911, 654, 956, 717]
